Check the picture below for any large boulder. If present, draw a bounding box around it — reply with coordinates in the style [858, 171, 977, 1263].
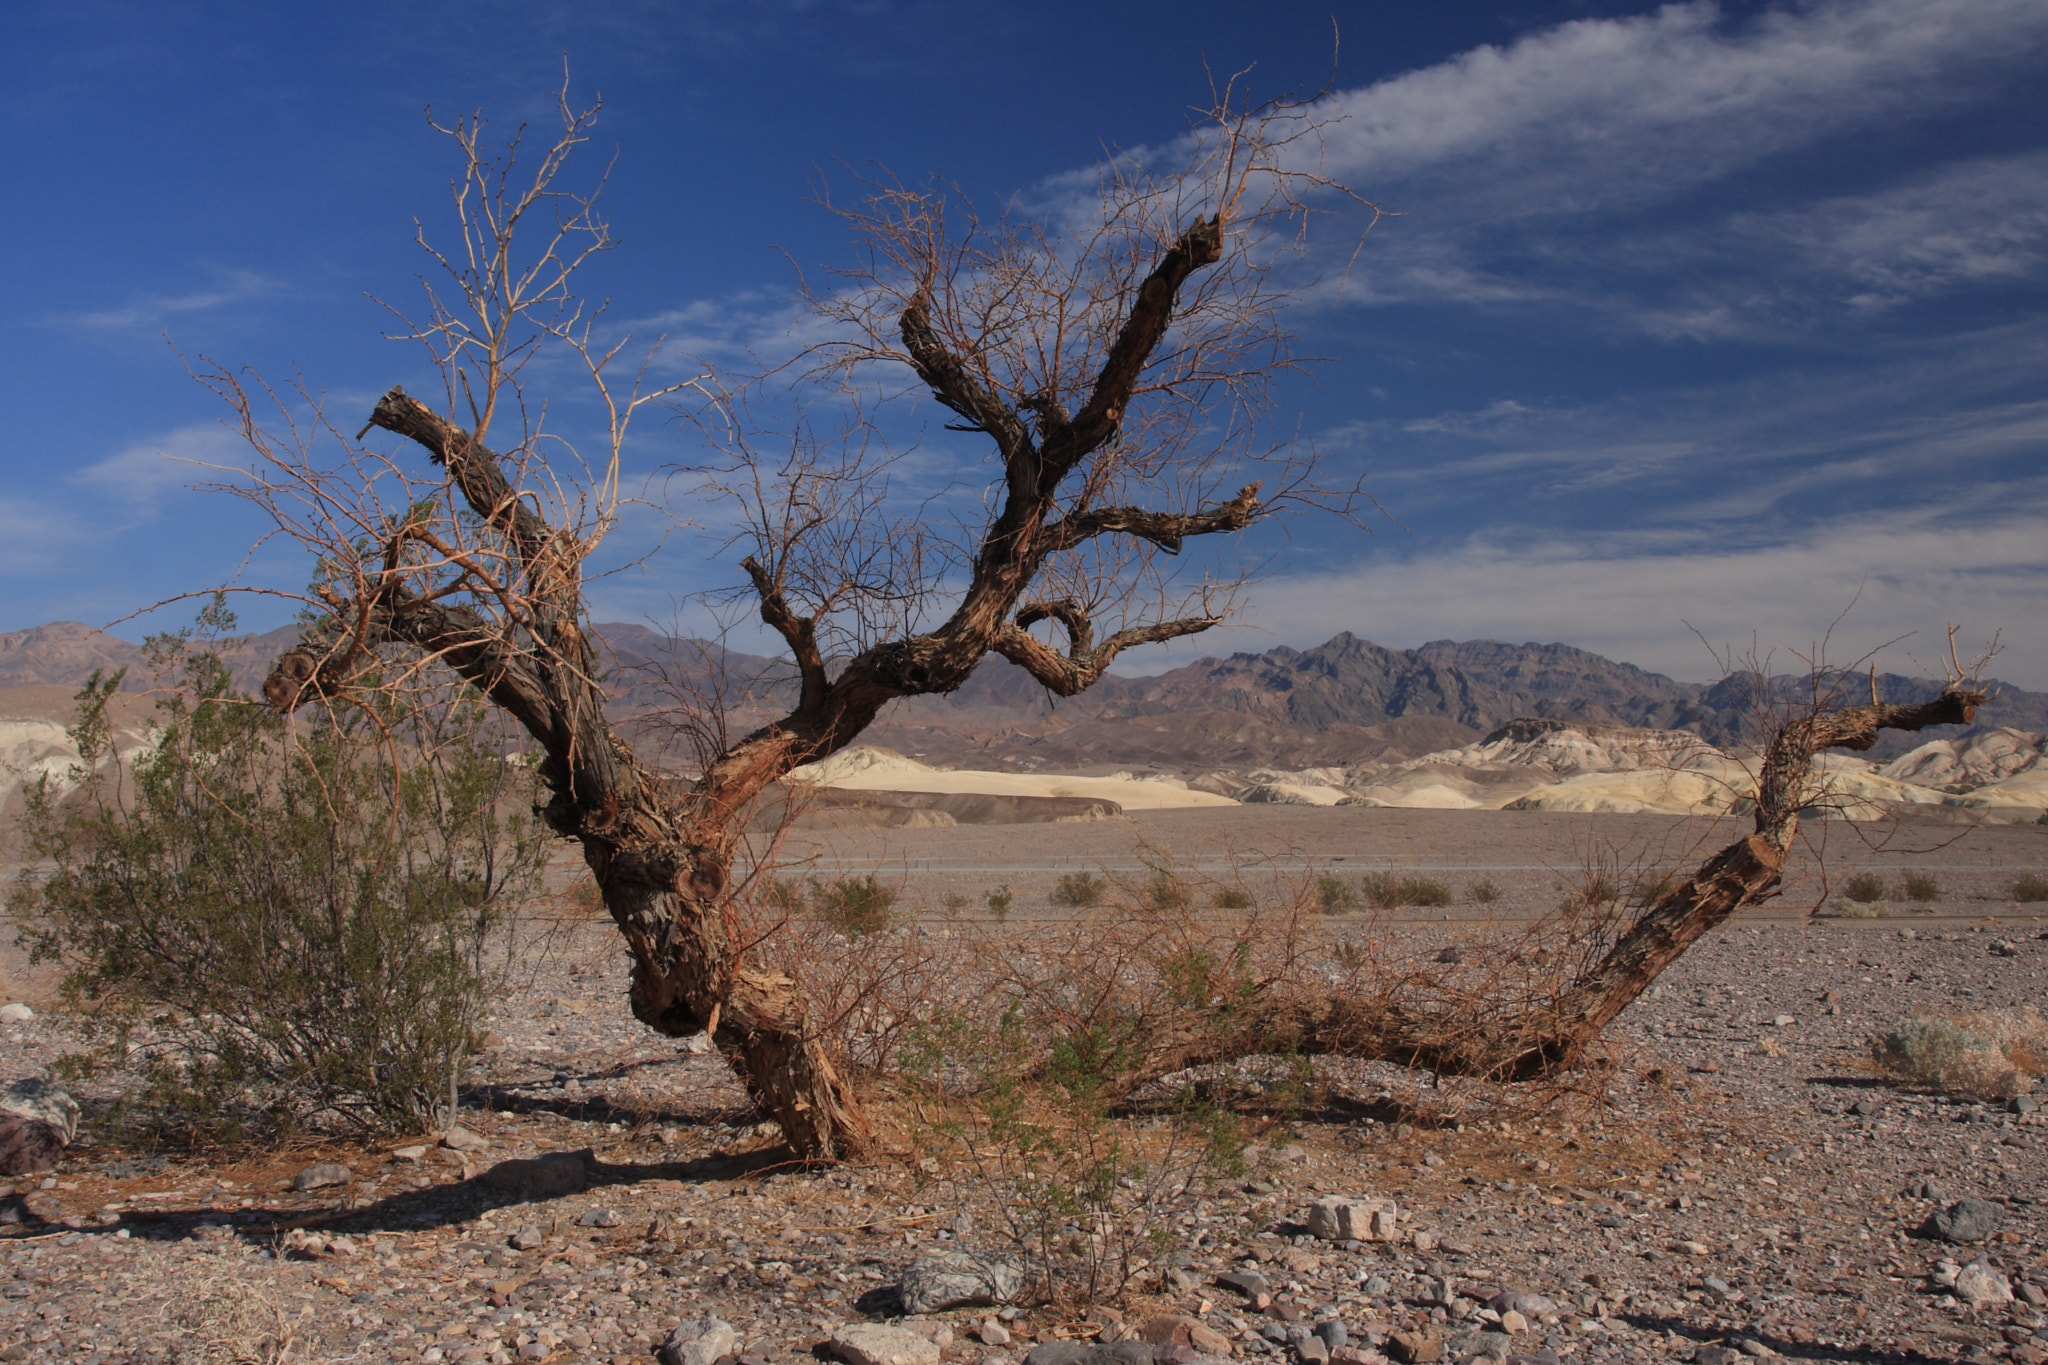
[1925, 1198, 2004, 1245]
[660, 1318, 741, 1365]
[898, 1247, 1024, 1314]
[0, 1079, 79, 1177]
[1305, 1195, 1399, 1242]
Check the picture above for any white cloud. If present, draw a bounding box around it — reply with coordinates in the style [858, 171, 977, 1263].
[71, 424, 252, 512]
[57, 268, 282, 332]
[1141, 509, 2048, 690]
[1316, 0, 2047, 216]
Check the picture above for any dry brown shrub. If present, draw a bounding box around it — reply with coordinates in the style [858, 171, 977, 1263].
[1874, 1006, 2048, 1099]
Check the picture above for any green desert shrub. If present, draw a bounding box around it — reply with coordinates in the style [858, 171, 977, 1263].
[808, 873, 899, 935]
[9, 641, 547, 1137]
[1209, 886, 1255, 910]
[1874, 1008, 2048, 1099]
[1359, 872, 1453, 910]
[984, 884, 1014, 921]
[1315, 872, 1358, 913]
[1901, 872, 1941, 902]
[1841, 872, 1888, 904]
[2011, 873, 2048, 904]
[1467, 878, 1502, 905]
[1050, 871, 1104, 908]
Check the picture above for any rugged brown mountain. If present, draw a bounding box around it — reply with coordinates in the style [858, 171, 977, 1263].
[6, 620, 2037, 768]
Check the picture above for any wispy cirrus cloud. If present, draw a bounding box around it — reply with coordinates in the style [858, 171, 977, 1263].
[54, 267, 283, 332]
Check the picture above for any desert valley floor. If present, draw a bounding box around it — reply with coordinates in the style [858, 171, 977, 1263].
[4, 804, 2048, 1365]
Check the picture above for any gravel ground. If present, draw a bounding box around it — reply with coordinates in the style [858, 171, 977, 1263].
[4, 810, 2048, 1365]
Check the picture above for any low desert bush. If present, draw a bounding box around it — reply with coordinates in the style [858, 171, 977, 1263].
[1874, 1007, 2048, 1099]
[1051, 871, 1105, 909]
[1315, 872, 1358, 913]
[1901, 872, 1941, 902]
[1209, 886, 1255, 910]
[1841, 872, 1888, 904]
[1357, 872, 1456, 910]
[1467, 878, 1502, 905]
[985, 884, 1014, 921]
[903, 1000, 1248, 1306]
[808, 873, 899, 935]
[9, 639, 547, 1138]
[2011, 872, 2048, 904]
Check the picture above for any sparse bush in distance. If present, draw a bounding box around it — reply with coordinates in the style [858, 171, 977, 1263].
[1901, 872, 1941, 902]
[1842, 872, 1888, 904]
[1467, 878, 1502, 905]
[1050, 872, 1104, 909]
[942, 892, 970, 912]
[808, 874, 898, 935]
[1359, 871, 1452, 910]
[1405, 877, 1454, 908]
[8, 632, 547, 1138]
[1210, 886, 1255, 910]
[2011, 873, 2048, 903]
[1820, 897, 1884, 919]
[1142, 870, 1190, 915]
[1874, 1007, 2048, 1099]
[1315, 872, 1358, 913]
[985, 884, 1014, 921]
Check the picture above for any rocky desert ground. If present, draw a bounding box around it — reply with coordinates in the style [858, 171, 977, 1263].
[4, 799, 2048, 1365]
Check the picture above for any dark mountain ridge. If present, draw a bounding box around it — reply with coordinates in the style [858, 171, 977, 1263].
[6, 621, 2036, 768]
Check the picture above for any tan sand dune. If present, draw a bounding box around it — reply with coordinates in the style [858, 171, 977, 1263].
[787, 745, 1239, 811]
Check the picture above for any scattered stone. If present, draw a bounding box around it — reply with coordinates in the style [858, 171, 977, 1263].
[1219, 1269, 1274, 1299]
[898, 1247, 1025, 1314]
[2014, 1096, 2040, 1115]
[1925, 1198, 2005, 1244]
[1313, 1321, 1347, 1351]
[832, 1324, 945, 1365]
[1693, 1349, 1741, 1365]
[1849, 1098, 1880, 1117]
[980, 1322, 1012, 1347]
[1306, 1196, 1400, 1242]
[290, 1162, 352, 1191]
[508, 1226, 545, 1251]
[1498, 1310, 1528, 1334]
[661, 1317, 741, 1365]
[1386, 1330, 1441, 1364]
[1142, 1314, 1233, 1358]
[1447, 1330, 1512, 1363]
[1485, 1292, 1555, 1317]
[1956, 1261, 2015, 1310]
[391, 1145, 428, 1163]
[440, 1126, 492, 1152]
[1503, 1354, 1560, 1365]
[0, 1004, 32, 1023]
[0, 1078, 78, 1177]
[576, 1206, 622, 1227]
[1771, 1014, 1794, 1026]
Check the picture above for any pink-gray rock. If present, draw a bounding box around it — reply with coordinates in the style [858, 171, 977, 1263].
[1306, 1196, 1400, 1242]
[831, 1324, 944, 1365]
[661, 1317, 741, 1365]
[291, 1162, 352, 1191]
[0, 1079, 78, 1177]
[1956, 1260, 2015, 1309]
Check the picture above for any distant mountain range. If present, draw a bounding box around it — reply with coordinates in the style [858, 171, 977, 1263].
[4, 620, 2038, 770]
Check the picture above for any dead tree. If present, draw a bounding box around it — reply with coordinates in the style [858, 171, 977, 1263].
[215, 79, 1374, 1159]
[1080, 660, 1992, 1098]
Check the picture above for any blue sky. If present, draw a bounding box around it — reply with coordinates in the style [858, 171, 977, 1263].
[4, 0, 2045, 687]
